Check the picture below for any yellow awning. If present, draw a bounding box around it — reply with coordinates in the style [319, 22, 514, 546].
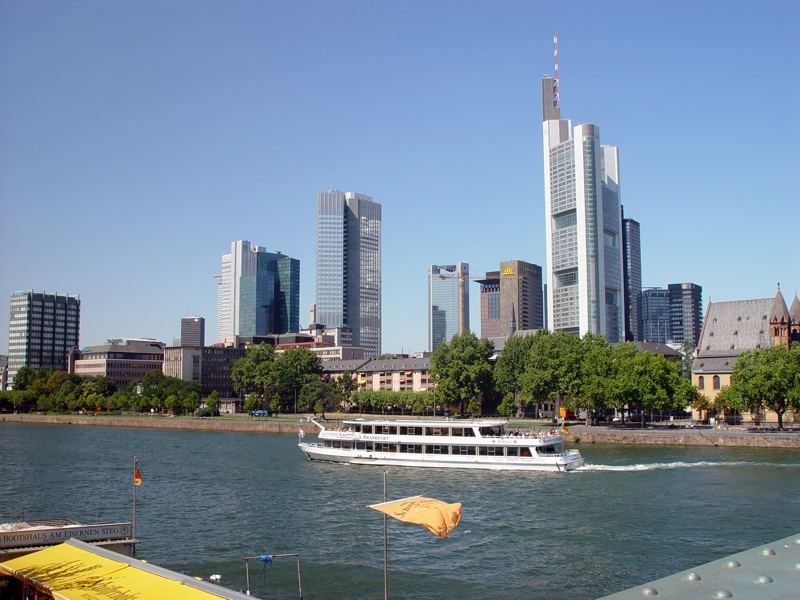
[0, 540, 244, 599]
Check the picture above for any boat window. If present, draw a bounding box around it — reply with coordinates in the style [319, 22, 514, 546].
[451, 427, 463, 437]
[464, 428, 476, 437]
[356, 442, 366, 450]
[452, 445, 476, 455]
[333, 441, 342, 448]
[362, 425, 373, 434]
[520, 447, 532, 457]
[537, 444, 562, 455]
[374, 443, 395, 452]
[506, 447, 519, 457]
[479, 446, 503, 456]
[425, 427, 447, 436]
[400, 426, 423, 435]
[400, 444, 423, 453]
[342, 442, 352, 449]
[479, 426, 504, 437]
[425, 445, 448, 455]
[381, 426, 397, 435]
[354, 425, 362, 433]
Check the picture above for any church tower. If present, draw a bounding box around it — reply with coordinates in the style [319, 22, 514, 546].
[769, 287, 791, 348]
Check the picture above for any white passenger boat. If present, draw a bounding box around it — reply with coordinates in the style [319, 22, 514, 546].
[298, 417, 584, 472]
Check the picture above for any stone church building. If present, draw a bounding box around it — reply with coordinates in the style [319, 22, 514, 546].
[691, 287, 800, 424]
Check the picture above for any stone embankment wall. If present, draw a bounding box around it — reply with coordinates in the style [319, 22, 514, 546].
[562, 427, 800, 448]
[2, 414, 799, 448]
[0, 413, 301, 434]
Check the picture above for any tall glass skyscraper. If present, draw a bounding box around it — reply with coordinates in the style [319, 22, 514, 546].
[428, 263, 469, 351]
[216, 241, 299, 344]
[622, 210, 642, 342]
[641, 284, 702, 346]
[316, 190, 382, 357]
[7, 290, 80, 384]
[542, 69, 624, 342]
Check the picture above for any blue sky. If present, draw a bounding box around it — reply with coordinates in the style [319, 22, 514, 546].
[1, 0, 798, 355]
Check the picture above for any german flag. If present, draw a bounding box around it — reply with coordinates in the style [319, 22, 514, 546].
[134, 467, 142, 487]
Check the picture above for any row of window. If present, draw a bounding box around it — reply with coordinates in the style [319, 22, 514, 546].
[325, 440, 537, 457]
[697, 375, 721, 390]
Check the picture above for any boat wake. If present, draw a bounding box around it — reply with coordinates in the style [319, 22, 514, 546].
[576, 461, 800, 472]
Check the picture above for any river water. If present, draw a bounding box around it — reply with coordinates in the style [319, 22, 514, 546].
[1, 423, 798, 599]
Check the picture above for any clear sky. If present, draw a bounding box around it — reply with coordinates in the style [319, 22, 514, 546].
[1, 0, 798, 356]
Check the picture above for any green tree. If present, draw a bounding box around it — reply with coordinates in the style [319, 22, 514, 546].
[269, 394, 281, 415]
[205, 389, 219, 414]
[274, 348, 323, 412]
[243, 394, 260, 413]
[494, 335, 536, 417]
[335, 372, 358, 408]
[519, 332, 583, 418]
[231, 344, 278, 398]
[723, 345, 800, 430]
[430, 332, 494, 415]
[298, 380, 337, 413]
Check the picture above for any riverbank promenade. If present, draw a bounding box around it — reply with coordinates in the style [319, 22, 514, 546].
[2, 413, 799, 448]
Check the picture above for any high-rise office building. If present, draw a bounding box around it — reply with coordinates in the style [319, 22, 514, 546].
[500, 260, 543, 337]
[7, 291, 80, 384]
[641, 288, 671, 343]
[428, 263, 470, 351]
[316, 190, 382, 357]
[180, 316, 205, 347]
[476, 271, 501, 339]
[621, 209, 642, 342]
[641, 283, 703, 346]
[541, 42, 624, 342]
[668, 282, 703, 346]
[216, 241, 300, 345]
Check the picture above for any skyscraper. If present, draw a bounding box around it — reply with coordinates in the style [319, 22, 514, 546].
[668, 282, 703, 346]
[7, 290, 80, 384]
[428, 263, 470, 351]
[216, 241, 300, 345]
[641, 283, 703, 346]
[621, 209, 642, 342]
[180, 316, 205, 347]
[641, 288, 671, 343]
[541, 41, 624, 342]
[499, 260, 544, 337]
[316, 190, 382, 357]
[476, 271, 501, 339]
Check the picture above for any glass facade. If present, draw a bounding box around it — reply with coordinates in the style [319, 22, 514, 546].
[216, 241, 300, 342]
[316, 190, 381, 357]
[622, 216, 642, 342]
[641, 288, 671, 343]
[428, 263, 469, 350]
[7, 291, 80, 384]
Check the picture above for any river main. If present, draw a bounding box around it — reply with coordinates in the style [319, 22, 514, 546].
[2, 423, 798, 599]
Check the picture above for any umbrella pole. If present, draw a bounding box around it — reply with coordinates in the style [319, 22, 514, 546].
[383, 470, 388, 600]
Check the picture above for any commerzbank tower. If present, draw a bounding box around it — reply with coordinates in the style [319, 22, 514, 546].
[541, 34, 624, 342]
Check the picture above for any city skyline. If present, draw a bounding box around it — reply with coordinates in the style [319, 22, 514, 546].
[1, 2, 798, 355]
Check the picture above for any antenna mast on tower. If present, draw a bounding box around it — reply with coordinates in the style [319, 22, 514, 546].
[553, 32, 560, 110]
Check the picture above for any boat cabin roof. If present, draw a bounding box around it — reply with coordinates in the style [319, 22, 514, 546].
[341, 418, 508, 428]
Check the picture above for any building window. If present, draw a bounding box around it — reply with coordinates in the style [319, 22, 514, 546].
[713, 375, 720, 390]
[698, 376, 704, 389]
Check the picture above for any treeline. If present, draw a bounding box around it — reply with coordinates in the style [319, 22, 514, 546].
[432, 331, 698, 419]
[232, 345, 354, 414]
[0, 367, 201, 415]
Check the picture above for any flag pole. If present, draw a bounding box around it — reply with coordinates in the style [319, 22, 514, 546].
[383, 470, 388, 600]
[132, 456, 137, 557]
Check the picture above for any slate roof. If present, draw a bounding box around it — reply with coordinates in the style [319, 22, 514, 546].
[769, 288, 790, 323]
[790, 294, 800, 323]
[692, 298, 772, 374]
[634, 341, 681, 357]
[321, 357, 431, 373]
